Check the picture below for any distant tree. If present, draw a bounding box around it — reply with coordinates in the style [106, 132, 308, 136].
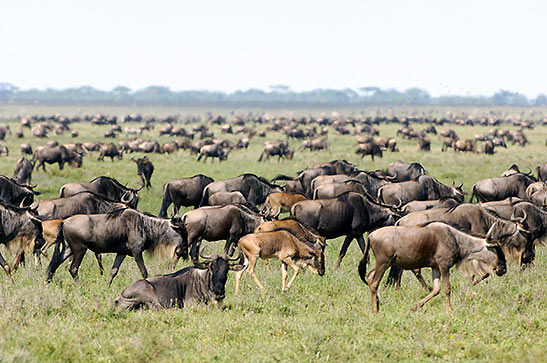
[534, 94, 547, 106]
[493, 90, 529, 106]
[269, 85, 290, 93]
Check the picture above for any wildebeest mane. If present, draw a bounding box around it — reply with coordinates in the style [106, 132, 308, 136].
[89, 176, 134, 190]
[106, 208, 128, 220]
[417, 220, 487, 239]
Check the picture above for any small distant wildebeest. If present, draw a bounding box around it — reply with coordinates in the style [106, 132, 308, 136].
[98, 143, 123, 161]
[359, 222, 506, 313]
[132, 156, 154, 189]
[258, 140, 294, 162]
[260, 192, 307, 219]
[356, 142, 383, 161]
[33, 145, 82, 171]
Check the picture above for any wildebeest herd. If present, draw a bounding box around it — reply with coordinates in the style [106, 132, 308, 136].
[1, 112, 546, 313]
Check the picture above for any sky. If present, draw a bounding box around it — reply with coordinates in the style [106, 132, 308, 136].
[1, 0, 546, 97]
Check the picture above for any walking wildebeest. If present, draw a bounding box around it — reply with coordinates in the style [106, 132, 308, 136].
[59, 176, 140, 209]
[33, 145, 82, 171]
[98, 143, 123, 161]
[197, 143, 229, 162]
[359, 222, 506, 312]
[114, 253, 243, 310]
[258, 140, 294, 162]
[355, 142, 383, 161]
[46, 208, 187, 284]
[159, 174, 214, 217]
[200, 174, 282, 207]
[12, 158, 34, 184]
[132, 156, 154, 189]
[0, 175, 39, 206]
[235, 230, 325, 293]
[260, 192, 307, 219]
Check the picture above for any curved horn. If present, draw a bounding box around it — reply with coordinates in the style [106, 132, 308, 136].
[199, 246, 215, 260]
[458, 182, 464, 189]
[525, 167, 532, 176]
[224, 249, 242, 262]
[386, 174, 397, 181]
[510, 208, 527, 224]
[394, 196, 403, 209]
[486, 222, 496, 241]
[120, 191, 132, 204]
[26, 210, 42, 223]
[135, 184, 144, 192]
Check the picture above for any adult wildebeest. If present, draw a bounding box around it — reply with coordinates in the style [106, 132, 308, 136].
[0, 175, 39, 206]
[537, 163, 547, 182]
[291, 192, 400, 267]
[33, 145, 82, 171]
[114, 253, 242, 310]
[355, 142, 382, 161]
[59, 176, 140, 209]
[0, 202, 45, 281]
[20, 143, 33, 155]
[260, 192, 307, 219]
[47, 208, 187, 284]
[98, 143, 123, 161]
[159, 175, 214, 217]
[378, 175, 465, 206]
[483, 140, 495, 154]
[310, 171, 389, 199]
[385, 161, 426, 182]
[312, 180, 373, 200]
[359, 222, 506, 313]
[469, 173, 535, 203]
[258, 140, 294, 162]
[197, 143, 229, 162]
[302, 137, 328, 151]
[176, 204, 266, 264]
[453, 139, 476, 152]
[417, 137, 431, 151]
[501, 164, 520, 177]
[207, 191, 246, 206]
[132, 156, 154, 189]
[12, 158, 34, 184]
[235, 230, 325, 293]
[200, 174, 282, 207]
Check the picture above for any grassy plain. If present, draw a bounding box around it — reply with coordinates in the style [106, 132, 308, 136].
[0, 104, 546, 362]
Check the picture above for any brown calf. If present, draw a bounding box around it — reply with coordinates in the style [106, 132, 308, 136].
[260, 192, 307, 219]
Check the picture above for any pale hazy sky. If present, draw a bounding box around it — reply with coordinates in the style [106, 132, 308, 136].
[1, 0, 546, 97]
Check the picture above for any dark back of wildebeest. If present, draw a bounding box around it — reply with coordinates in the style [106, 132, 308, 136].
[12, 158, 34, 185]
[35, 191, 130, 219]
[159, 174, 214, 217]
[385, 161, 426, 182]
[470, 173, 535, 202]
[0, 175, 38, 206]
[200, 174, 281, 207]
[378, 175, 464, 206]
[59, 176, 139, 208]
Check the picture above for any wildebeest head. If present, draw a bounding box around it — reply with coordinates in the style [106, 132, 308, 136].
[197, 251, 244, 302]
[486, 245, 507, 276]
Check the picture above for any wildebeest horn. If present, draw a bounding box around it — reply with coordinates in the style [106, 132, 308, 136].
[199, 246, 216, 260]
[485, 223, 496, 241]
[120, 191, 132, 204]
[458, 182, 463, 189]
[394, 196, 403, 209]
[135, 184, 144, 192]
[510, 209, 527, 224]
[26, 210, 42, 223]
[386, 175, 396, 181]
[224, 249, 242, 262]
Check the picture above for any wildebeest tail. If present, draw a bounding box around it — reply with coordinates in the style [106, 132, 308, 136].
[159, 184, 172, 218]
[199, 187, 210, 207]
[46, 222, 65, 282]
[358, 236, 371, 285]
[58, 186, 65, 198]
[469, 186, 477, 203]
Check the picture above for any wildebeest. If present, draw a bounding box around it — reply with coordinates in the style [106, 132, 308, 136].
[378, 175, 465, 206]
[132, 156, 154, 189]
[537, 163, 547, 182]
[417, 137, 431, 151]
[469, 173, 535, 202]
[501, 164, 520, 177]
[159, 174, 214, 217]
[33, 145, 82, 171]
[302, 137, 329, 151]
[47, 208, 187, 284]
[258, 140, 294, 162]
[312, 180, 371, 200]
[483, 140, 495, 154]
[59, 176, 140, 209]
[98, 143, 123, 161]
[176, 204, 266, 264]
[384, 161, 426, 182]
[114, 253, 242, 310]
[453, 139, 476, 152]
[0, 145, 8, 156]
[0, 175, 39, 206]
[20, 143, 33, 155]
[200, 174, 282, 207]
[355, 142, 383, 160]
[197, 142, 229, 162]
[255, 219, 326, 247]
[12, 158, 34, 184]
[260, 192, 307, 219]
[359, 222, 506, 312]
[235, 230, 325, 293]
[207, 191, 246, 206]
[291, 192, 400, 267]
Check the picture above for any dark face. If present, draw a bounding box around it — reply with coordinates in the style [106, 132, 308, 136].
[520, 239, 535, 270]
[487, 245, 507, 276]
[209, 257, 229, 300]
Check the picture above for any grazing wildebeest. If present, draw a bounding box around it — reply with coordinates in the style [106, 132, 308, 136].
[132, 156, 154, 189]
[260, 192, 307, 219]
[291, 192, 400, 267]
[208, 191, 246, 206]
[537, 163, 547, 182]
[469, 173, 535, 202]
[159, 175, 214, 217]
[301, 137, 329, 151]
[197, 143, 229, 162]
[235, 230, 325, 293]
[359, 222, 506, 312]
[356, 142, 383, 160]
[0, 202, 45, 281]
[378, 175, 465, 206]
[12, 158, 34, 184]
[33, 145, 82, 171]
[453, 139, 476, 152]
[59, 176, 140, 209]
[417, 137, 431, 151]
[385, 161, 426, 182]
[20, 143, 33, 155]
[200, 174, 282, 207]
[177, 204, 266, 264]
[258, 140, 294, 162]
[114, 253, 242, 310]
[46, 208, 187, 284]
[0, 175, 39, 206]
[98, 143, 123, 161]
[483, 140, 495, 154]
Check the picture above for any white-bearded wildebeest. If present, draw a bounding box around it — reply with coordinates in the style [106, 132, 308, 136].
[258, 140, 294, 162]
[235, 230, 325, 293]
[114, 253, 243, 310]
[260, 192, 307, 219]
[359, 222, 507, 313]
[378, 175, 465, 206]
[159, 174, 214, 217]
[46, 208, 187, 285]
[469, 173, 536, 203]
[310, 171, 390, 200]
[290, 192, 401, 267]
[0, 175, 40, 207]
[312, 180, 371, 200]
[59, 176, 141, 209]
[132, 156, 154, 189]
[175, 204, 266, 265]
[200, 174, 282, 207]
[12, 157, 34, 185]
[196, 142, 229, 162]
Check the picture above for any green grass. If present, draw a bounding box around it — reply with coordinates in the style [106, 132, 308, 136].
[0, 105, 546, 362]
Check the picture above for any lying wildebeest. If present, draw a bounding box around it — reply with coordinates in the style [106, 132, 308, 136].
[200, 174, 281, 207]
[258, 140, 294, 162]
[33, 191, 132, 220]
[401, 197, 460, 213]
[235, 230, 325, 293]
[12, 158, 34, 184]
[359, 222, 506, 313]
[0, 202, 45, 281]
[207, 191, 246, 206]
[355, 142, 382, 161]
[176, 204, 266, 264]
[385, 161, 426, 182]
[159, 174, 214, 217]
[291, 192, 400, 267]
[197, 142, 229, 162]
[33, 145, 82, 171]
[469, 173, 535, 202]
[0, 175, 39, 206]
[114, 253, 242, 310]
[260, 192, 307, 219]
[378, 175, 465, 206]
[132, 156, 154, 189]
[47, 208, 187, 284]
[98, 143, 123, 161]
[59, 176, 140, 209]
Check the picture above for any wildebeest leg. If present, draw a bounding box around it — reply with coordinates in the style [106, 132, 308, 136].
[411, 269, 431, 291]
[95, 253, 104, 275]
[472, 273, 490, 285]
[336, 235, 355, 268]
[247, 255, 264, 291]
[356, 235, 366, 253]
[108, 253, 126, 286]
[68, 248, 87, 281]
[234, 255, 250, 295]
[190, 238, 202, 265]
[441, 268, 451, 312]
[369, 262, 389, 313]
[282, 258, 301, 292]
[0, 252, 14, 283]
[413, 267, 441, 311]
[12, 250, 25, 272]
[133, 252, 148, 279]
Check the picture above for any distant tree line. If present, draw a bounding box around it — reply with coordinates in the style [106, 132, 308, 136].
[0, 83, 545, 106]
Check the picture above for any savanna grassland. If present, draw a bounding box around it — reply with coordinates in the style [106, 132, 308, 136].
[0, 104, 546, 362]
